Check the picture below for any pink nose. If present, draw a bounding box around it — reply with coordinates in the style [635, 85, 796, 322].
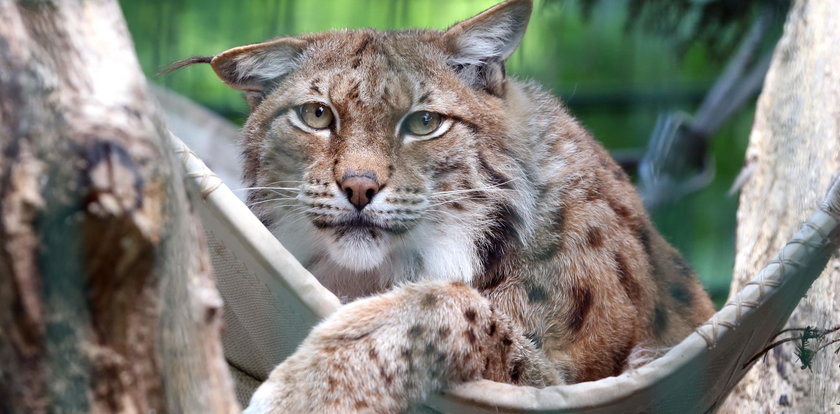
[340, 175, 380, 210]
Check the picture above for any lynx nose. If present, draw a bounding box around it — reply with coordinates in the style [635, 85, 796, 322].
[340, 174, 380, 211]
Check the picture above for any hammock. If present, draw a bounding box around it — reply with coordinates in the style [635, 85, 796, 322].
[171, 134, 840, 413]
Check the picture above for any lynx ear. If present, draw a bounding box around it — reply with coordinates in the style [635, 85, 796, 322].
[210, 37, 307, 107]
[442, 0, 532, 95]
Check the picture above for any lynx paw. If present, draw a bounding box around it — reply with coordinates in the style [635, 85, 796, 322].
[245, 281, 560, 413]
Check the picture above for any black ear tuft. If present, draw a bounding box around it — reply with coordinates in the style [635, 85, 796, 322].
[157, 56, 212, 76]
[209, 38, 307, 107]
[165, 38, 307, 109]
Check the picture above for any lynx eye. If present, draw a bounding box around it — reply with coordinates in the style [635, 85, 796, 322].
[403, 111, 442, 136]
[298, 102, 334, 129]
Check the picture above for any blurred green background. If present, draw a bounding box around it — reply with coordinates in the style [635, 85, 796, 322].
[120, 0, 783, 306]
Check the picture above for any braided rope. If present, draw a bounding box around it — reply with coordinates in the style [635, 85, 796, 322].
[697, 178, 840, 348]
[173, 142, 224, 199]
[804, 219, 830, 240]
[694, 219, 829, 349]
[700, 181, 840, 349]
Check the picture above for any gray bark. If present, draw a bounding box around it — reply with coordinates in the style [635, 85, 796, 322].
[0, 0, 238, 412]
[720, 1, 840, 411]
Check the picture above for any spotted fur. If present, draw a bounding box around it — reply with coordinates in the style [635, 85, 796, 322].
[182, 0, 715, 412]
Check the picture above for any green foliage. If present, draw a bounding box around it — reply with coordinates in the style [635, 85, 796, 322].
[579, 0, 788, 58]
[120, 0, 778, 305]
[796, 326, 819, 370]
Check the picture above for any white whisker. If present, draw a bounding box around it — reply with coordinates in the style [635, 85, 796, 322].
[425, 194, 476, 208]
[247, 197, 300, 208]
[427, 177, 521, 198]
[233, 186, 302, 192]
[426, 208, 470, 225]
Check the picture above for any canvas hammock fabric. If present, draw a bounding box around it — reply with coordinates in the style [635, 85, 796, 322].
[171, 134, 840, 413]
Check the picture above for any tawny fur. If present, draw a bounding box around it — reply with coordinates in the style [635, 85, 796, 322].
[245, 282, 559, 413]
[185, 0, 716, 412]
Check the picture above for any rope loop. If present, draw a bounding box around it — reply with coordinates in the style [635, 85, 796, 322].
[174, 141, 223, 199]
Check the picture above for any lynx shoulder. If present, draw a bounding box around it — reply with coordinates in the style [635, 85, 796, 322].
[173, 0, 715, 412]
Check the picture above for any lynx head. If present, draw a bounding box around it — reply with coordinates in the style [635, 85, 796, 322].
[195, 0, 538, 289]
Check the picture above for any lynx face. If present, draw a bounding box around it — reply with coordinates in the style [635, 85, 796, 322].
[252, 36, 490, 271]
[211, 7, 535, 294]
[183, 1, 716, 409]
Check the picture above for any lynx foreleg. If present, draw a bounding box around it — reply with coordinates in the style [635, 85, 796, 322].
[244, 281, 561, 414]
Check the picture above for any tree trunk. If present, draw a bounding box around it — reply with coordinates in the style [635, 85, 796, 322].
[720, 1, 840, 411]
[0, 0, 238, 412]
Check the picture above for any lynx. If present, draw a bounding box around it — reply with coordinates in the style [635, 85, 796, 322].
[172, 0, 715, 412]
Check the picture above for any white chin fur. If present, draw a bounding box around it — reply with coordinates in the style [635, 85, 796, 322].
[243, 380, 278, 414]
[324, 231, 390, 271]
